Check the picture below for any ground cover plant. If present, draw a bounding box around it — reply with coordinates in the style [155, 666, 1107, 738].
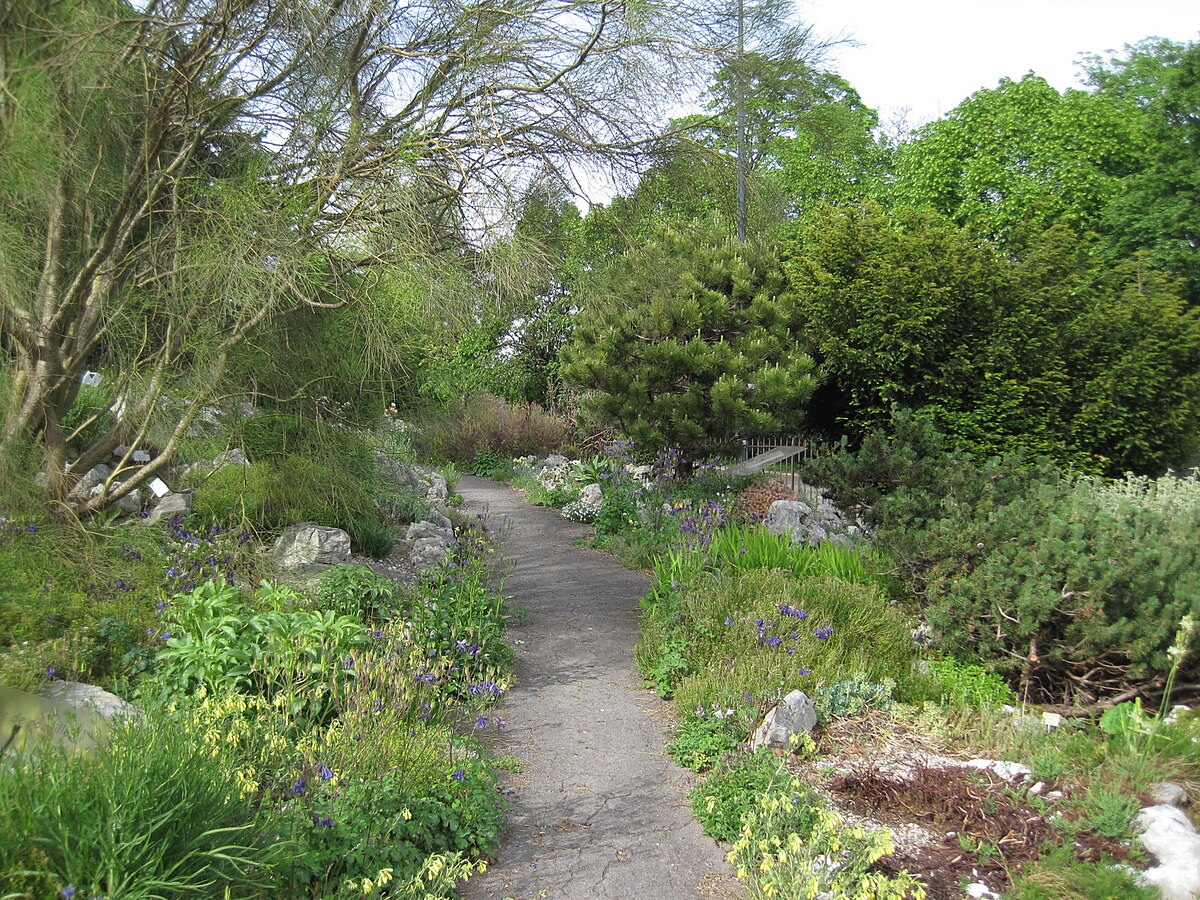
[0, 499, 513, 897]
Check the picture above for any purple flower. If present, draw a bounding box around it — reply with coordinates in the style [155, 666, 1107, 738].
[766, 636, 783, 649]
[160, 631, 171, 641]
[317, 763, 334, 781]
[60, 887, 75, 900]
[814, 626, 834, 641]
[25, 523, 37, 533]
[293, 777, 306, 795]
[799, 667, 811, 676]
[312, 814, 334, 827]
[474, 716, 489, 729]
[452, 769, 466, 782]
[455, 639, 469, 652]
[46, 666, 59, 680]
[724, 616, 733, 627]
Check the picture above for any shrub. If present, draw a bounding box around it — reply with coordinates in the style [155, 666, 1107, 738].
[728, 780, 925, 899]
[316, 565, 402, 624]
[414, 393, 567, 462]
[669, 704, 756, 772]
[806, 413, 1200, 704]
[692, 751, 817, 843]
[150, 579, 370, 724]
[348, 519, 396, 559]
[286, 752, 502, 894]
[189, 455, 380, 535]
[924, 657, 1017, 710]
[813, 676, 896, 722]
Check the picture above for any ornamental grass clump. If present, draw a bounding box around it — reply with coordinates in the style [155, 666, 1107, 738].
[0, 707, 280, 898]
[639, 568, 913, 709]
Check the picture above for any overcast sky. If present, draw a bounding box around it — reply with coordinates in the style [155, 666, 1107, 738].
[800, 0, 1199, 127]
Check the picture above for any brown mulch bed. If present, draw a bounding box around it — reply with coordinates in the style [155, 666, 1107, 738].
[787, 713, 1144, 899]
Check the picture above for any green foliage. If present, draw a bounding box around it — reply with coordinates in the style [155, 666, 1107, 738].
[348, 519, 396, 559]
[924, 657, 1017, 710]
[812, 676, 896, 722]
[563, 226, 818, 457]
[644, 637, 690, 698]
[811, 417, 1200, 703]
[150, 579, 370, 724]
[892, 74, 1149, 242]
[287, 754, 501, 894]
[785, 204, 1200, 473]
[668, 712, 748, 772]
[0, 707, 278, 898]
[471, 448, 509, 479]
[639, 569, 914, 711]
[189, 454, 380, 536]
[407, 563, 513, 699]
[1085, 39, 1200, 302]
[692, 751, 817, 844]
[1009, 845, 1157, 900]
[316, 565, 402, 624]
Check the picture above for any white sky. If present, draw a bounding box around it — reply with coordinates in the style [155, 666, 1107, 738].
[800, 0, 1200, 128]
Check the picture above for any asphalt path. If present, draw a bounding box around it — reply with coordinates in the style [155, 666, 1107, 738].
[457, 475, 741, 900]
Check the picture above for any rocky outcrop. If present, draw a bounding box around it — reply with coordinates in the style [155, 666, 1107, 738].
[763, 481, 864, 548]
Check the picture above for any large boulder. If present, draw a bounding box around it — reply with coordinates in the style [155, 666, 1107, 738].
[375, 457, 448, 505]
[273, 524, 352, 572]
[751, 689, 818, 752]
[43, 681, 141, 719]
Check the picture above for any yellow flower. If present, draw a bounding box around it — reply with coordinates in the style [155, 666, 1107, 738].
[401, 808, 413, 821]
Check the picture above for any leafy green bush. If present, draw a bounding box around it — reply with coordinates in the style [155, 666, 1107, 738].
[668, 707, 753, 772]
[316, 565, 402, 624]
[808, 414, 1200, 704]
[407, 563, 513, 699]
[0, 707, 278, 898]
[287, 753, 502, 894]
[150, 579, 370, 724]
[728, 780, 924, 899]
[924, 657, 1017, 710]
[692, 751, 819, 843]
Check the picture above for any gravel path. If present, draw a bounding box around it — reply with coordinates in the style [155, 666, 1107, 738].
[457, 476, 741, 900]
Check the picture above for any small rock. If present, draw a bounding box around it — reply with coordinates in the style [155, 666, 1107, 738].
[1151, 782, 1191, 808]
[68, 464, 113, 499]
[274, 524, 352, 572]
[751, 690, 817, 752]
[1030, 782, 1046, 795]
[144, 491, 191, 525]
[966, 883, 1000, 900]
[1045, 790, 1064, 802]
[212, 448, 249, 468]
[965, 759, 1032, 781]
[1137, 804, 1200, 900]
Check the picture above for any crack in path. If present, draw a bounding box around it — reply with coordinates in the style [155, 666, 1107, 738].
[458, 476, 741, 900]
